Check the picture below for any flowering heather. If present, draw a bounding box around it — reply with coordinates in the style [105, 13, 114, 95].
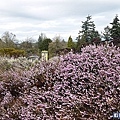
[0, 57, 40, 73]
[0, 44, 120, 119]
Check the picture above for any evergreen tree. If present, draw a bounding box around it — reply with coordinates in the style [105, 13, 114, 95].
[110, 15, 120, 44]
[38, 33, 49, 53]
[38, 34, 43, 53]
[80, 15, 95, 43]
[76, 34, 87, 51]
[102, 26, 111, 41]
[41, 38, 52, 51]
[76, 15, 100, 51]
[67, 36, 75, 49]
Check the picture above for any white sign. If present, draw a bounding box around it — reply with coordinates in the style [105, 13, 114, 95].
[41, 51, 48, 61]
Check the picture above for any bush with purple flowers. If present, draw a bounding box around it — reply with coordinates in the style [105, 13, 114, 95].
[0, 44, 120, 119]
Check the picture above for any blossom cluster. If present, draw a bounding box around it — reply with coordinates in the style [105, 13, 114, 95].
[0, 44, 120, 119]
[0, 57, 40, 73]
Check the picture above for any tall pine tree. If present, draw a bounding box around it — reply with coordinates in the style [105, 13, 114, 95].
[110, 15, 120, 45]
[67, 36, 75, 49]
[80, 15, 98, 43]
[76, 15, 100, 51]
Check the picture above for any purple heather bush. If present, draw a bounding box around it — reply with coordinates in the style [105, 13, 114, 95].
[0, 43, 120, 120]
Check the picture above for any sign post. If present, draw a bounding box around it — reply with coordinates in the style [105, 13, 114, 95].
[41, 51, 48, 61]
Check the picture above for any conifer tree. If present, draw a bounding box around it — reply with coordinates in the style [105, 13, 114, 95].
[38, 33, 49, 53]
[67, 36, 75, 49]
[76, 15, 100, 51]
[103, 26, 111, 41]
[110, 15, 120, 44]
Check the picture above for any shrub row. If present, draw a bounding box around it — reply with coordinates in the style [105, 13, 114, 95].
[0, 48, 25, 58]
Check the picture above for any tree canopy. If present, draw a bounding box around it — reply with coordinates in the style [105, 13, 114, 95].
[38, 33, 52, 54]
[48, 36, 67, 58]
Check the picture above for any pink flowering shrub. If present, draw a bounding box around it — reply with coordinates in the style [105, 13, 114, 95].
[0, 44, 120, 119]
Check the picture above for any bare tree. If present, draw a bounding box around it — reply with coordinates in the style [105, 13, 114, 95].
[1, 31, 16, 48]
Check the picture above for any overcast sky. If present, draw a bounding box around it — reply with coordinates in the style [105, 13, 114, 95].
[0, 0, 120, 42]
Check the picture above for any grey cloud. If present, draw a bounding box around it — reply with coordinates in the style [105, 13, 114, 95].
[0, 0, 120, 41]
